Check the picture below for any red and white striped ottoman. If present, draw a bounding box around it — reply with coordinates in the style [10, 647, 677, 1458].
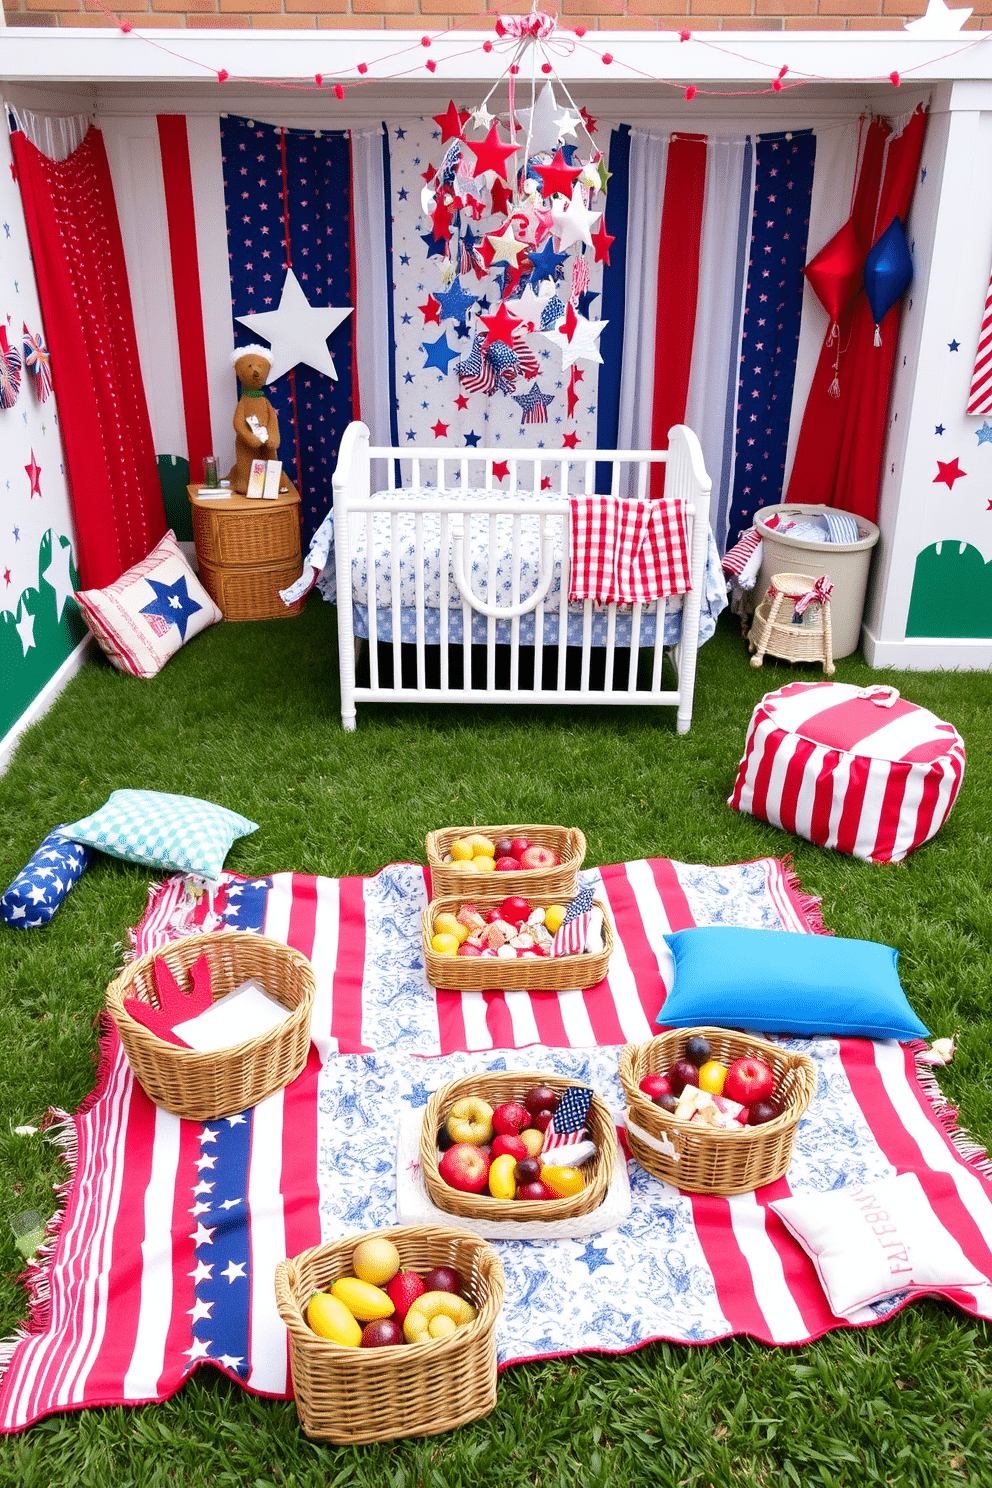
[729, 682, 966, 864]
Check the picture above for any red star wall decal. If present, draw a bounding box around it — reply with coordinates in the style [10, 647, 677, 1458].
[431, 419, 450, 439]
[541, 477, 553, 490]
[420, 296, 442, 325]
[492, 461, 510, 481]
[480, 301, 523, 350]
[533, 148, 583, 202]
[934, 458, 967, 490]
[463, 125, 518, 185]
[433, 100, 470, 143]
[591, 218, 616, 266]
[561, 431, 580, 450]
[455, 393, 470, 411]
[24, 451, 42, 497]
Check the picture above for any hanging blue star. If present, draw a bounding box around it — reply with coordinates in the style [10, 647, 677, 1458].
[140, 575, 203, 641]
[527, 237, 568, 285]
[976, 421, 992, 446]
[434, 278, 478, 323]
[454, 319, 472, 341]
[420, 231, 448, 261]
[578, 289, 600, 319]
[421, 333, 460, 374]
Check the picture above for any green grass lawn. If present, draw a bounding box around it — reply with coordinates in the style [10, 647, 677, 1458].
[1, 599, 990, 1488]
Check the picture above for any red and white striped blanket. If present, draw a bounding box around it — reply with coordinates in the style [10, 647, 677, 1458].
[2, 856, 990, 1434]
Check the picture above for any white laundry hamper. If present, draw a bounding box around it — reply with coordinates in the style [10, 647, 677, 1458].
[754, 505, 880, 659]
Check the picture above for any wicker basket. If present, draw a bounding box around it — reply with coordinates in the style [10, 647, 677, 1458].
[748, 571, 835, 675]
[420, 1072, 616, 1222]
[106, 931, 316, 1121]
[425, 824, 586, 902]
[197, 554, 305, 622]
[618, 1028, 818, 1196]
[191, 497, 301, 568]
[422, 895, 613, 993]
[275, 1225, 504, 1444]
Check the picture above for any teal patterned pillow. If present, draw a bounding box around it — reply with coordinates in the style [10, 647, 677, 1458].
[57, 790, 258, 880]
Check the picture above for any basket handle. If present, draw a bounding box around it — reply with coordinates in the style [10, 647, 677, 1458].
[625, 1114, 684, 1162]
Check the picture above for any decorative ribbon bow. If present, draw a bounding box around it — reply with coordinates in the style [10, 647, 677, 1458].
[793, 575, 834, 615]
[495, 10, 558, 39]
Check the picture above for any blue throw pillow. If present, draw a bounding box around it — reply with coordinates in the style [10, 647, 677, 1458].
[1, 829, 91, 928]
[657, 927, 928, 1041]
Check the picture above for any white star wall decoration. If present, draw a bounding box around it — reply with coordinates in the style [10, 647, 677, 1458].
[236, 268, 353, 384]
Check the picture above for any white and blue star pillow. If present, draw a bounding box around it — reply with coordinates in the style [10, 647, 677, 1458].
[75, 530, 222, 678]
[1, 829, 91, 929]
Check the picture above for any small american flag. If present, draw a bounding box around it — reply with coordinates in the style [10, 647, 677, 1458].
[542, 1085, 593, 1151]
[549, 885, 595, 958]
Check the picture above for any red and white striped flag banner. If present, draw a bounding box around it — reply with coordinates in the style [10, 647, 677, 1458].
[541, 1085, 592, 1152]
[967, 261, 992, 416]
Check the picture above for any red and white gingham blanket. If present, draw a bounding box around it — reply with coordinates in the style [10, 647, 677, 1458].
[568, 495, 692, 605]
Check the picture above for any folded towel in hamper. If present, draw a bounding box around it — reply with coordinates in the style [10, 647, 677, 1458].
[569, 495, 692, 605]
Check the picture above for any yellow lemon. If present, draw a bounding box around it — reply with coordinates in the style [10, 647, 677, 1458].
[544, 904, 567, 935]
[352, 1236, 401, 1286]
[541, 1165, 585, 1199]
[431, 932, 460, 956]
[697, 1060, 728, 1095]
[473, 855, 496, 873]
[467, 835, 496, 856]
[488, 1153, 517, 1201]
[307, 1291, 362, 1346]
[450, 838, 475, 861]
[434, 912, 469, 943]
[449, 858, 479, 873]
[330, 1277, 395, 1322]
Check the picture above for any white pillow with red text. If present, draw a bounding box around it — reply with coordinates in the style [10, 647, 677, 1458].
[75, 530, 221, 679]
[771, 1173, 985, 1319]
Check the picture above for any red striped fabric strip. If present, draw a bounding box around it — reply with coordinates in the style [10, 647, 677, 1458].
[156, 117, 214, 488]
[967, 266, 992, 416]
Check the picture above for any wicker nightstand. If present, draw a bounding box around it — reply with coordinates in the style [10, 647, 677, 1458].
[188, 480, 305, 621]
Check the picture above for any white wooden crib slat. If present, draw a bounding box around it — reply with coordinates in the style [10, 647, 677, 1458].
[414, 510, 427, 692]
[390, 509, 403, 690]
[439, 511, 450, 690]
[365, 509, 380, 693]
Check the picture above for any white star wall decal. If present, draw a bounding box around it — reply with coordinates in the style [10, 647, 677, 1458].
[15, 601, 36, 657]
[41, 535, 75, 623]
[236, 268, 353, 384]
[904, 0, 972, 33]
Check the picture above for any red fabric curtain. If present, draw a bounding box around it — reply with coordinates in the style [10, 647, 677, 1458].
[12, 126, 165, 590]
[785, 107, 929, 524]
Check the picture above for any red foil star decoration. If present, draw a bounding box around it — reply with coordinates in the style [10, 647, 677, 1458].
[533, 148, 584, 202]
[933, 458, 967, 490]
[463, 125, 519, 184]
[433, 100, 470, 143]
[480, 301, 524, 350]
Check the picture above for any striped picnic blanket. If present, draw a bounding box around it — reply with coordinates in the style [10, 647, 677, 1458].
[2, 857, 990, 1433]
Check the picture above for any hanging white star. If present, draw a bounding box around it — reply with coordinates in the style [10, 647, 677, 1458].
[904, 0, 971, 33]
[514, 281, 558, 333]
[15, 601, 35, 657]
[236, 268, 353, 384]
[554, 107, 582, 144]
[487, 222, 528, 267]
[513, 81, 561, 157]
[540, 315, 609, 370]
[41, 536, 75, 623]
[551, 185, 602, 251]
[469, 104, 496, 132]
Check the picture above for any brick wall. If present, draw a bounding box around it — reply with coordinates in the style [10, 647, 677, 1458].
[4, 0, 990, 32]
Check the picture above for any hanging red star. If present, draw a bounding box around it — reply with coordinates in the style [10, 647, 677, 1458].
[489, 178, 514, 218]
[533, 148, 583, 202]
[591, 218, 616, 266]
[24, 451, 42, 497]
[420, 296, 442, 325]
[433, 100, 470, 143]
[933, 458, 967, 490]
[563, 302, 579, 342]
[480, 301, 523, 350]
[463, 125, 518, 184]
[561, 431, 580, 450]
[431, 196, 453, 243]
[431, 419, 450, 439]
[566, 370, 580, 418]
[580, 107, 598, 134]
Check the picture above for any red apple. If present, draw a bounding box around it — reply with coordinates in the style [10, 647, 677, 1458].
[438, 1143, 490, 1194]
[723, 1057, 776, 1108]
[500, 896, 531, 925]
[361, 1318, 405, 1348]
[523, 1085, 560, 1115]
[492, 1102, 530, 1136]
[639, 1073, 671, 1099]
[495, 857, 522, 872]
[494, 837, 515, 859]
[747, 1099, 779, 1126]
[667, 1058, 701, 1097]
[490, 1133, 528, 1162]
[513, 1156, 542, 1185]
[457, 943, 483, 957]
[520, 845, 559, 871]
[516, 1180, 554, 1201]
[510, 837, 530, 859]
[423, 1265, 462, 1295]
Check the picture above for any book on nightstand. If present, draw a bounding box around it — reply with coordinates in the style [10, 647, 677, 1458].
[262, 459, 283, 500]
[245, 458, 267, 500]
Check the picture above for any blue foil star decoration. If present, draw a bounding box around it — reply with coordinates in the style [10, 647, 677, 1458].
[421, 333, 461, 374]
[976, 421, 992, 446]
[434, 278, 478, 324]
[140, 575, 203, 641]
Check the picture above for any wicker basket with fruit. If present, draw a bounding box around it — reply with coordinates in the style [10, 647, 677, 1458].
[422, 892, 613, 992]
[426, 824, 586, 902]
[420, 1073, 617, 1222]
[275, 1225, 504, 1444]
[618, 1028, 817, 1196]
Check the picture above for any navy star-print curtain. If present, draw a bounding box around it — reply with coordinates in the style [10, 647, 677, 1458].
[221, 116, 355, 544]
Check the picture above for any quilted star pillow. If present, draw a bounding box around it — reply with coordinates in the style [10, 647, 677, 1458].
[75, 530, 221, 678]
[57, 790, 257, 880]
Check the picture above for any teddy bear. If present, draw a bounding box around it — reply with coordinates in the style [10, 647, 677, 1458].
[227, 345, 281, 494]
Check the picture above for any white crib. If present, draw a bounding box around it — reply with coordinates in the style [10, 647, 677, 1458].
[329, 420, 713, 733]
